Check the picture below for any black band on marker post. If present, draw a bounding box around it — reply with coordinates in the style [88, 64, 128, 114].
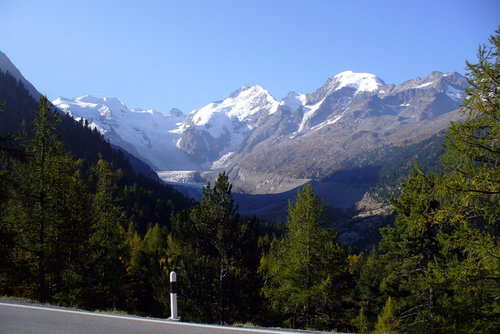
[170, 281, 177, 294]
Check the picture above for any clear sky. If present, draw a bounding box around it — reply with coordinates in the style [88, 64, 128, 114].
[1, 0, 498, 113]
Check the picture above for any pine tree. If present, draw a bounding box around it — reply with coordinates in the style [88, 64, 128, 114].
[260, 184, 349, 330]
[1, 96, 92, 303]
[5, 97, 61, 300]
[168, 172, 261, 324]
[84, 157, 127, 309]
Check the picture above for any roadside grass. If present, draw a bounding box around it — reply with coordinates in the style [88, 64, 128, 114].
[94, 308, 129, 315]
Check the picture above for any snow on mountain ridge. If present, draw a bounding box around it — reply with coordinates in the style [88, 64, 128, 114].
[306, 71, 384, 105]
[189, 85, 278, 126]
[182, 71, 384, 133]
[51, 70, 466, 176]
[297, 98, 326, 133]
[52, 95, 199, 171]
[279, 92, 306, 113]
[332, 71, 385, 92]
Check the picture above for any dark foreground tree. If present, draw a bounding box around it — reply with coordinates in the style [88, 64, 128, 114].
[82, 157, 128, 310]
[2, 96, 91, 302]
[168, 172, 261, 324]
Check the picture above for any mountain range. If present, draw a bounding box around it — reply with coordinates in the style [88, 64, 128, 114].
[51, 68, 466, 195]
[0, 50, 468, 248]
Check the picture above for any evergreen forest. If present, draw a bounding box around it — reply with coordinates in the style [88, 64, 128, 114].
[0, 31, 498, 333]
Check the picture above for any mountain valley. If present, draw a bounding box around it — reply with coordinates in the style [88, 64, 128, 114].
[50, 67, 467, 222]
[0, 50, 468, 248]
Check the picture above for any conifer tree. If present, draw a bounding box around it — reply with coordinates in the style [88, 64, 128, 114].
[349, 251, 386, 331]
[374, 297, 399, 334]
[48, 154, 92, 305]
[84, 157, 127, 309]
[379, 167, 442, 332]
[379, 30, 499, 332]
[126, 223, 169, 316]
[0, 103, 25, 293]
[2, 96, 90, 303]
[261, 184, 349, 330]
[168, 172, 260, 324]
[429, 30, 500, 332]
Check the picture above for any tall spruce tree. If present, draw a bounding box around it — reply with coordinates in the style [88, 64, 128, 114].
[84, 157, 128, 309]
[2, 96, 89, 302]
[260, 184, 349, 330]
[168, 172, 260, 324]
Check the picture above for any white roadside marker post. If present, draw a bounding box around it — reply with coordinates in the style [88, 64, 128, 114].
[169, 271, 180, 321]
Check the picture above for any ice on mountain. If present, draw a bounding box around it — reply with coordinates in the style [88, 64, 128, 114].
[333, 71, 384, 92]
[280, 92, 306, 113]
[413, 81, 434, 89]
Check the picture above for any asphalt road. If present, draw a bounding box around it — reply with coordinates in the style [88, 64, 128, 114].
[0, 302, 315, 334]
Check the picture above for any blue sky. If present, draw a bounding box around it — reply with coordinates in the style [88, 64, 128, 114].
[1, 0, 498, 113]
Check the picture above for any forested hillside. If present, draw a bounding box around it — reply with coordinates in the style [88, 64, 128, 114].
[0, 70, 190, 234]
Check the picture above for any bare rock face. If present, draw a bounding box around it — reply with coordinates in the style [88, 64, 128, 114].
[177, 127, 232, 163]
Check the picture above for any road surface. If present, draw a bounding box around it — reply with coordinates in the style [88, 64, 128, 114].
[0, 301, 321, 334]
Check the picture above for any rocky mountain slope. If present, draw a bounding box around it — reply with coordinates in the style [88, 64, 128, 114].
[53, 70, 466, 187]
[184, 70, 466, 196]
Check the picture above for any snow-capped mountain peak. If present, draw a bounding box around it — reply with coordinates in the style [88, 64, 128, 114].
[332, 71, 385, 93]
[229, 85, 251, 98]
[189, 84, 278, 126]
[51, 70, 466, 177]
[53, 95, 128, 121]
[174, 84, 281, 165]
[280, 91, 306, 113]
[307, 71, 385, 105]
[393, 71, 468, 102]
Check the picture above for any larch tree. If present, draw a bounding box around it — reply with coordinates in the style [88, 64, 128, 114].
[3, 96, 89, 303]
[379, 30, 499, 333]
[261, 184, 349, 330]
[430, 29, 499, 332]
[379, 167, 442, 332]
